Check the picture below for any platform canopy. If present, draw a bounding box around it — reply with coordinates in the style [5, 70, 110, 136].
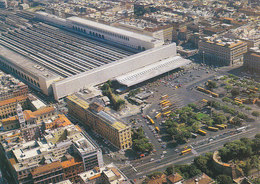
[115, 56, 191, 87]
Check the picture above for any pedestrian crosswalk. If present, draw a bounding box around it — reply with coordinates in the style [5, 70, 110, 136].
[191, 148, 198, 156]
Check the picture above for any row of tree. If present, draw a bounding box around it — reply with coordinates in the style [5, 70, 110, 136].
[101, 81, 125, 111]
[132, 128, 153, 154]
[157, 134, 260, 184]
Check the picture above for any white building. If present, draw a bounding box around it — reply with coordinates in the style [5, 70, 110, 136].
[35, 11, 164, 51]
[78, 163, 130, 184]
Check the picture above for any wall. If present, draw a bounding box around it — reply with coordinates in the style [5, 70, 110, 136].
[52, 43, 177, 100]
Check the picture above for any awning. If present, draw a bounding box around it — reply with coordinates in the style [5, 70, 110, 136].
[115, 56, 191, 87]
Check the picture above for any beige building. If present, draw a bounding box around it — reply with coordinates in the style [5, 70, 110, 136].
[0, 122, 103, 184]
[112, 22, 173, 43]
[0, 72, 28, 101]
[244, 47, 260, 74]
[66, 95, 132, 150]
[0, 95, 28, 119]
[78, 163, 130, 184]
[0, 106, 56, 131]
[198, 36, 247, 66]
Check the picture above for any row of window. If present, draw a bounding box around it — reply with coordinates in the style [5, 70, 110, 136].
[72, 25, 146, 50]
[0, 62, 40, 88]
[72, 25, 130, 41]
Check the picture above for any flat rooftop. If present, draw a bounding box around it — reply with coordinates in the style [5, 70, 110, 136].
[0, 45, 60, 81]
[116, 56, 191, 87]
[0, 19, 134, 78]
[67, 16, 158, 43]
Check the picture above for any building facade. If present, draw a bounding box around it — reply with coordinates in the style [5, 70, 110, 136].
[31, 161, 65, 184]
[0, 122, 103, 184]
[0, 72, 28, 101]
[198, 36, 247, 66]
[78, 163, 130, 184]
[0, 95, 28, 120]
[0, 106, 57, 131]
[243, 47, 260, 74]
[66, 95, 132, 150]
[61, 157, 84, 183]
[35, 12, 164, 51]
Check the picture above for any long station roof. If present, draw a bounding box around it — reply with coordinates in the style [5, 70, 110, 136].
[115, 56, 191, 87]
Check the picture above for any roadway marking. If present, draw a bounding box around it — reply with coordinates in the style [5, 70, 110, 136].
[191, 148, 198, 156]
[129, 164, 137, 172]
[121, 128, 258, 176]
[192, 127, 256, 150]
[136, 133, 257, 176]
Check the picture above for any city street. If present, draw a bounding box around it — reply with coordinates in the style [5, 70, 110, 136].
[119, 125, 260, 179]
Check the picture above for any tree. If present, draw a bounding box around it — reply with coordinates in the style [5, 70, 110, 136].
[252, 137, 260, 153]
[214, 114, 227, 124]
[255, 134, 260, 139]
[216, 175, 233, 184]
[132, 128, 153, 153]
[225, 85, 232, 91]
[232, 116, 242, 126]
[252, 111, 260, 117]
[174, 164, 201, 179]
[188, 103, 197, 110]
[115, 99, 125, 111]
[147, 171, 163, 179]
[206, 81, 217, 90]
[167, 127, 178, 136]
[231, 88, 240, 97]
[189, 165, 202, 178]
[245, 107, 252, 111]
[165, 166, 174, 176]
[180, 113, 189, 123]
[237, 112, 248, 120]
[133, 138, 153, 153]
[194, 156, 209, 173]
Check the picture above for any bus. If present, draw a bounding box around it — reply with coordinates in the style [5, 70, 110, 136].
[197, 86, 205, 92]
[146, 115, 155, 124]
[160, 100, 167, 105]
[235, 100, 243, 104]
[161, 101, 170, 106]
[163, 111, 171, 117]
[205, 90, 211, 94]
[249, 89, 256, 94]
[155, 113, 161, 119]
[181, 148, 192, 155]
[155, 126, 160, 132]
[207, 126, 219, 131]
[161, 95, 168, 100]
[202, 99, 208, 103]
[215, 124, 227, 130]
[191, 132, 198, 138]
[197, 129, 207, 136]
[162, 102, 171, 107]
[234, 98, 241, 101]
[161, 106, 171, 112]
[211, 92, 219, 98]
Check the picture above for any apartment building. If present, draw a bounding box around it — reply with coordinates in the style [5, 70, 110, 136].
[61, 157, 84, 183]
[0, 122, 103, 184]
[66, 94, 132, 150]
[0, 106, 57, 131]
[198, 36, 247, 66]
[78, 163, 130, 184]
[0, 95, 28, 119]
[31, 161, 65, 184]
[0, 72, 28, 101]
[243, 47, 260, 74]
